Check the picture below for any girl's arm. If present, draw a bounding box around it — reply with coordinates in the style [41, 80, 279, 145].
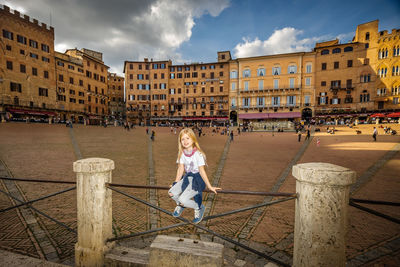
[175, 164, 185, 183]
[199, 166, 221, 194]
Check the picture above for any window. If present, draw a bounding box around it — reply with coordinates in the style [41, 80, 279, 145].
[6, 45, 11, 51]
[331, 98, 339, 105]
[44, 71, 49, 79]
[231, 82, 236, 91]
[70, 77, 74, 84]
[20, 64, 26, 73]
[10, 82, 22, 92]
[322, 63, 327, 70]
[6, 61, 13, 70]
[306, 64, 312, 73]
[3, 29, 13, 40]
[331, 80, 341, 89]
[304, 95, 311, 105]
[59, 74, 64, 82]
[42, 56, 50, 63]
[39, 87, 48, 97]
[244, 81, 249, 91]
[321, 49, 329, 55]
[257, 97, 265, 107]
[258, 80, 264, 90]
[288, 65, 297, 74]
[346, 79, 352, 88]
[219, 72, 223, 77]
[273, 79, 279, 89]
[305, 77, 311, 86]
[230, 70, 238, 78]
[392, 66, 399, 76]
[17, 35, 27, 45]
[272, 96, 280, 106]
[332, 48, 341, 54]
[287, 95, 296, 106]
[365, 32, 370, 40]
[30, 53, 38, 59]
[243, 69, 251, 78]
[41, 44, 50, 52]
[32, 67, 37, 76]
[272, 66, 281, 75]
[347, 60, 353, 67]
[360, 74, 371, 83]
[393, 97, 399, 104]
[321, 81, 326, 86]
[344, 46, 353, 52]
[170, 73, 175, 79]
[334, 61, 339, 69]
[289, 78, 295, 88]
[210, 65, 215, 69]
[243, 97, 250, 107]
[68, 65, 74, 70]
[257, 68, 265, 76]
[29, 39, 38, 48]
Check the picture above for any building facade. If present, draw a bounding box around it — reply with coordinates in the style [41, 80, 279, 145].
[65, 48, 109, 124]
[108, 72, 125, 120]
[1, 5, 399, 126]
[229, 52, 316, 128]
[0, 5, 56, 121]
[55, 51, 86, 122]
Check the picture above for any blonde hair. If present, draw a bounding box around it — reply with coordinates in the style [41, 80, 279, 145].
[177, 128, 206, 163]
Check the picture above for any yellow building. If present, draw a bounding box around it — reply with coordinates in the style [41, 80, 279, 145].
[354, 20, 400, 112]
[229, 52, 315, 129]
[55, 51, 86, 122]
[65, 48, 109, 124]
[107, 72, 125, 120]
[0, 5, 56, 121]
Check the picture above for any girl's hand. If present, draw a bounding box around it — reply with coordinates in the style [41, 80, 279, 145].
[209, 186, 221, 194]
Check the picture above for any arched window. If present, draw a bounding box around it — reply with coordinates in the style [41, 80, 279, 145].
[321, 49, 329, 55]
[385, 49, 388, 58]
[332, 48, 341, 54]
[344, 46, 353, 52]
[288, 65, 297, 74]
[243, 69, 251, 78]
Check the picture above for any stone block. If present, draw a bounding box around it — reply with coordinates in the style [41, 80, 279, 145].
[149, 235, 223, 267]
[105, 246, 149, 267]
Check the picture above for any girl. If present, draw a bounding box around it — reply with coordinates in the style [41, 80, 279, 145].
[168, 128, 221, 224]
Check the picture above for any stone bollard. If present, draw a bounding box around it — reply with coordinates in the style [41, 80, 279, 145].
[73, 158, 115, 267]
[292, 163, 356, 267]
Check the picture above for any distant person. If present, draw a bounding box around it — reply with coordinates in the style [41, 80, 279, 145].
[305, 129, 311, 140]
[146, 128, 149, 134]
[168, 128, 221, 224]
[230, 131, 234, 142]
[372, 127, 377, 141]
[298, 130, 302, 142]
[151, 130, 155, 141]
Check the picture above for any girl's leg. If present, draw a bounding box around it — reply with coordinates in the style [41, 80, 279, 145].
[168, 179, 183, 205]
[178, 176, 200, 209]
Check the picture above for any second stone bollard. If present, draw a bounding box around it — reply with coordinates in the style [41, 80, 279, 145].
[292, 163, 356, 267]
[73, 158, 115, 267]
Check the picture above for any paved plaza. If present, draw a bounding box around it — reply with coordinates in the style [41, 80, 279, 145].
[0, 122, 399, 266]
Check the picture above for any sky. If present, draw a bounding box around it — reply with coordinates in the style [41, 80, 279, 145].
[2, 0, 399, 76]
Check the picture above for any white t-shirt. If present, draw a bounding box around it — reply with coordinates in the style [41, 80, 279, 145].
[177, 150, 205, 174]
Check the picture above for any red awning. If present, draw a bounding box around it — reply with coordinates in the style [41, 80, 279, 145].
[8, 108, 56, 116]
[370, 113, 386, 118]
[239, 112, 301, 119]
[386, 112, 400, 118]
[182, 117, 229, 121]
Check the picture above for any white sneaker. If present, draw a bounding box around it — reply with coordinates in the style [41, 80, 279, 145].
[173, 205, 184, 217]
[193, 205, 205, 224]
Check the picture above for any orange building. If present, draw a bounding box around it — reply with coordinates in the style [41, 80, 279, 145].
[0, 5, 56, 122]
[107, 72, 125, 120]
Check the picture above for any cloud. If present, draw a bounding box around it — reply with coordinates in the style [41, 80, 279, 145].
[233, 27, 351, 58]
[1, 0, 230, 75]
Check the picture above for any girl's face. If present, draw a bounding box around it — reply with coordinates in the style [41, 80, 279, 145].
[181, 133, 194, 150]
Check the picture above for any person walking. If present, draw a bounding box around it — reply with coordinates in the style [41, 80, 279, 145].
[297, 130, 302, 142]
[168, 128, 221, 224]
[305, 128, 311, 140]
[230, 131, 234, 142]
[151, 130, 155, 141]
[372, 127, 378, 141]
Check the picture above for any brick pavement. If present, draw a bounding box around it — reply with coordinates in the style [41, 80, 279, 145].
[0, 123, 399, 266]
